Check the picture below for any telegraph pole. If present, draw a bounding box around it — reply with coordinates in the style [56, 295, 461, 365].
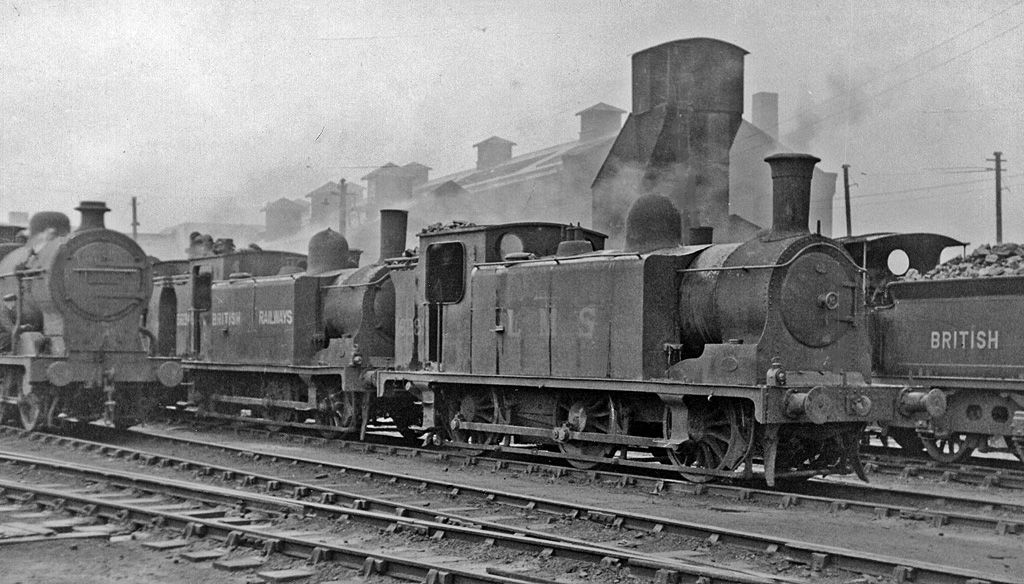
[842, 164, 852, 237]
[337, 179, 348, 237]
[131, 196, 139, 241]
[986, 152, 1004, 244]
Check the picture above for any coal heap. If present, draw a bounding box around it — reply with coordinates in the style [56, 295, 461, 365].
[902, 242, 1024, 280]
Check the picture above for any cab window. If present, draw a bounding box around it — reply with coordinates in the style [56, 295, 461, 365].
[425, 242, 465, 304]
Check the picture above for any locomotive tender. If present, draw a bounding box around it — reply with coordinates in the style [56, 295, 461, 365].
[0, 202, 183, 430]
[844, 233, 1024, 463]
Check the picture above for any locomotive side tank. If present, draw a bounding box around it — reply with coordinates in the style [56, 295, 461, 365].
[0, 202, 182, 430]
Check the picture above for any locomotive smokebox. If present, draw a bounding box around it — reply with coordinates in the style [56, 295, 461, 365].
[75, 201, 110, 231]
[307, 228, 350, 275]
[379, 209, 408, 261]
[765, 153, 820, 234]
[592, 38, 746, 247]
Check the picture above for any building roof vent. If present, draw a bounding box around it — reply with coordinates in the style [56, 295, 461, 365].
[473, 136, 516, 169]
[576, 102, 626, 142]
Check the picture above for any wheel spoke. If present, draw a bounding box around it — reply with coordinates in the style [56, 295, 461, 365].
[556, 395, 626, 469]
[667, 401, 752, 483]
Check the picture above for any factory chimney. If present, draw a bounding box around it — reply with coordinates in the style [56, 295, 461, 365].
[765, 153, 819, 233]
[592, 38, 747, 248]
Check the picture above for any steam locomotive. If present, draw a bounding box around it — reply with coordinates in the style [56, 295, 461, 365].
[843, 233, 1024, 464]
[0, 202, 183, 430]
[146, 153, 942, 485]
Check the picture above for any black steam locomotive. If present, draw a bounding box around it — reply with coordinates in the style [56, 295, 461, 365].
[147, 153, 942, 485]
[843, 233, 1024, 464]
[0, 202, 182, 430]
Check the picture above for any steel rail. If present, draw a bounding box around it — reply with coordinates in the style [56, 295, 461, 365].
[862, 453, 1024, 490]
[75, 424, 1024, 534]
[0, 478, 531, 584]
[5, 426, 1019, 584]
[0, 451, 779, 584]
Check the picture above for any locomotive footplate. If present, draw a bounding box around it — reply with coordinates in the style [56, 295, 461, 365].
[0, 354, 182, 389]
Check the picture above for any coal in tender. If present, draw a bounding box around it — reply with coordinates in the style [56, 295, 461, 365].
[902, 242, 1024, 281]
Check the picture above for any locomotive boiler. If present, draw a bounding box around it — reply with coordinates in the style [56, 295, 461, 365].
[375, 154, 943, 485]
[0, 202, 182, 430]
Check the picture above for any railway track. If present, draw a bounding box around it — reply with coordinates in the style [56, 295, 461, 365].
[135, 423, 1024, 535]
[2, 423, 1020, 584]
[862, 450, 1024, 490]
[1, 449, 784, 584]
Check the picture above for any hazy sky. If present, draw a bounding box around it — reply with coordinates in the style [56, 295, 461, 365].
[1, 1, 1022, 246]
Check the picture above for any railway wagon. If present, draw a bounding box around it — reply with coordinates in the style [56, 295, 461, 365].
[0, 202, 183, 430]
[844, 233, 1024, 463]
[375, 154, 942, 485]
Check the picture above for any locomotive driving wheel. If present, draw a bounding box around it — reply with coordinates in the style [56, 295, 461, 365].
[446, 389, 505, 456]
[553, 394, 628, 470]
[319, 392, 361, 439]
[921, 432, 980, 464]
[18, 391, 51, 432]
[666, 401, 752, 483]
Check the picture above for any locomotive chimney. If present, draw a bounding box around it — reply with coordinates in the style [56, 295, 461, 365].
[75, 201, 110, 231]
[765, 153, 819, 234]
[379, 209, 408, 261]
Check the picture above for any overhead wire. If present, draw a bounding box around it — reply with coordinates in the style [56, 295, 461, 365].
[850, 174, 1022, 206]
[732, 1, 1024, 155]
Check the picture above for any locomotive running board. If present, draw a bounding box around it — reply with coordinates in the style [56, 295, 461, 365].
[375, 371, 768, 420]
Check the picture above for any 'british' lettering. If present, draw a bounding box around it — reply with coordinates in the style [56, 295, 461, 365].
[211, 312, 242, 326]
[930, 330, 999, 350]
